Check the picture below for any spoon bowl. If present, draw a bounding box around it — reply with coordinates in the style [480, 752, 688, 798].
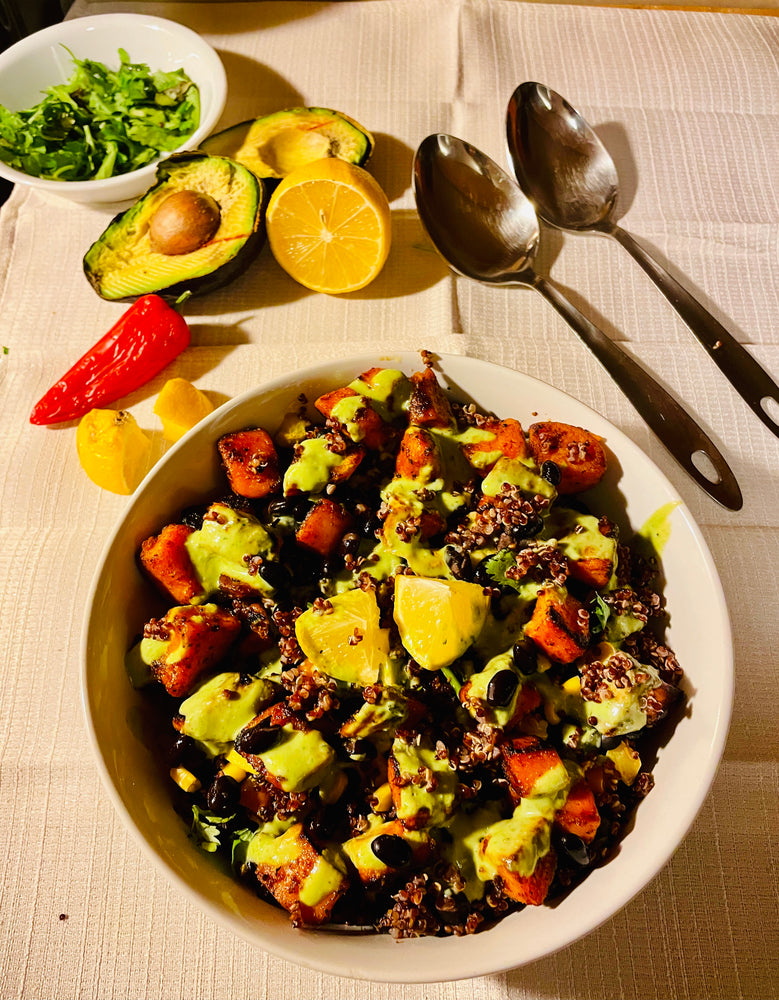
[412, 133, 742, 510]
[506, 81, 779, 438]
[413, 134, 539, 283]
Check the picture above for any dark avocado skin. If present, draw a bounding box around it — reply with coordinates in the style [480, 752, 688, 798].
[83, 152, 269, 302]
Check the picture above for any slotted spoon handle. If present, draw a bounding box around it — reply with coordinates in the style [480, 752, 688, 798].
[533, 272, 743, 511]
[611, 224, 779, 440]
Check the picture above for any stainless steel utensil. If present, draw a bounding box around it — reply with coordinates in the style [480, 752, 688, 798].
[413, 133, 742, 510]
[506, 81, 779, 440]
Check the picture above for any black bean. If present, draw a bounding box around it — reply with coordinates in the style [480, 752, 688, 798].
[338, 532, 361, 557]
[512, 640, 538, 676]
[307, 804, 341, 842]
[371, 834, 413, 868]
[234, 724, 279, 756]
[486, 669, 519, 707]
[167, 733, 199, 770]
[206, 772, 240, 814]
[558, 833, 591, 866]
[511, 515, 544, 541]
[359, 513, 381, 539]
[346, 737, 377, 761]
[541, 460, 562, 486]
[266, 496, 310, 520]
[444, 545, 473, 581]
[290, 548, 323, 585]
[258, 560, 290, 591]
[180, 504, 208, 530]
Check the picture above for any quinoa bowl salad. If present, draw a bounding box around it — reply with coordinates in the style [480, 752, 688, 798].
[83, 353, 733, 981]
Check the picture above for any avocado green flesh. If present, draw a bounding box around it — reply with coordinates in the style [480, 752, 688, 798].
[201, 108, 374, 180]
[185, 502, 276, 598]
[83, 153, 264, 301]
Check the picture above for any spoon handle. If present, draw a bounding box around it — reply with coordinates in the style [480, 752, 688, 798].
[532, 273, 743, 511]
[610, 224, 779, 439]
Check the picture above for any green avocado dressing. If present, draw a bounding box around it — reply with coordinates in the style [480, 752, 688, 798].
[258, 725, 336, 792]
[178, 672, 276, 753]
[244, 824, 347, 908]
[391, 738, 459, 827]
[185, 503, 275, 598]
[283, 437, 349, 495]
[461, 651, 524, 728]
[348, 368, 411, 421]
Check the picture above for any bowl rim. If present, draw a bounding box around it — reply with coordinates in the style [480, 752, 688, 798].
[80, 351, 734, 981]
[0, 12, 227, 196]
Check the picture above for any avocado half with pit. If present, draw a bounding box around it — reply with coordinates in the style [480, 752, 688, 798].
[200, 107, 374, 181]
[83, 152, 268, 301]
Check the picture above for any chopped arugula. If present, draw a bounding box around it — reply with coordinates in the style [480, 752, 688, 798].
[0, 46, 200, 181]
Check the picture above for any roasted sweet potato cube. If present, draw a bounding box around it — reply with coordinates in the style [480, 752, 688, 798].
[295, 498, 354, 557]
[462, 417, 528, 470]
[146, 603, 240, 698]
[315, 386, 394, 450]
[570, 556, 613, 589]
[247, 822, 348, 924]
[502, 735, 567, 801]
[342, 819, 432, 884]
[554, 779, 601, 844]
[528, 421, 606, 494]
[139, 522, 203, 604]
[407, 366, 454, 428]
[315, 386, 357, 418]
[524, 586, 590, 664]
[218, 428, 281, 499]
[496, 848, 557, 906]
[395, 426, 440, 481]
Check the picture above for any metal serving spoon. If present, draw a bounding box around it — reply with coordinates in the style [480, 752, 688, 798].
[413, 133, 742, 510]
[506, 81, 779, 440]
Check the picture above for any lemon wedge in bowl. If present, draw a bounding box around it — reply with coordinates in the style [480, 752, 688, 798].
[393, 576, 490, 670]
[295, 587, 391, 685]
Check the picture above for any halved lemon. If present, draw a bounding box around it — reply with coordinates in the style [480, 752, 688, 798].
[154, 377, 215, 443]
[265, 158, 391, 294]
[393, 576, 490, 670]
[76, 408, 151, 495]
[295, 587, 390, 685]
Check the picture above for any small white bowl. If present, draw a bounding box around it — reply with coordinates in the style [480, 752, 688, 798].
[0, 13, 226, 204]
[82, 353, 733, 981]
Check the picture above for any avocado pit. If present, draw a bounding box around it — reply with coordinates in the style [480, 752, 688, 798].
[149, 190, 222, 256]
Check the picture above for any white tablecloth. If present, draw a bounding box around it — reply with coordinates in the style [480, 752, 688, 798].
[1, 2, 777, 997]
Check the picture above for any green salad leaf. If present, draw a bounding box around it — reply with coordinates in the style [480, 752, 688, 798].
[0, 46, 200, 181]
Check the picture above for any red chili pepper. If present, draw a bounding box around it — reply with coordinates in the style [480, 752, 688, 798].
[30, 294, 191, 425]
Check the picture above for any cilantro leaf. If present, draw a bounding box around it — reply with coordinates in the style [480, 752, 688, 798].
[190, 805, 233, 854]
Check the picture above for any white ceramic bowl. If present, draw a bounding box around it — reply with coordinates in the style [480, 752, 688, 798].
[0, 14, 226, 204]
[82, 353, 733, 982]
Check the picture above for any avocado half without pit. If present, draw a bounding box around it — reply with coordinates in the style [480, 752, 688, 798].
[200, 107, 374, 181]
[83, 152, 269, 301]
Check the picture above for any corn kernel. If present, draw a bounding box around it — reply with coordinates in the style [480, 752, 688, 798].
[226, 747, 256, 775]
[222, 760, 248, 783]
[562, 675, 581, 696]
[370, 782, 393, 814]
[170, 766, 201, 793]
